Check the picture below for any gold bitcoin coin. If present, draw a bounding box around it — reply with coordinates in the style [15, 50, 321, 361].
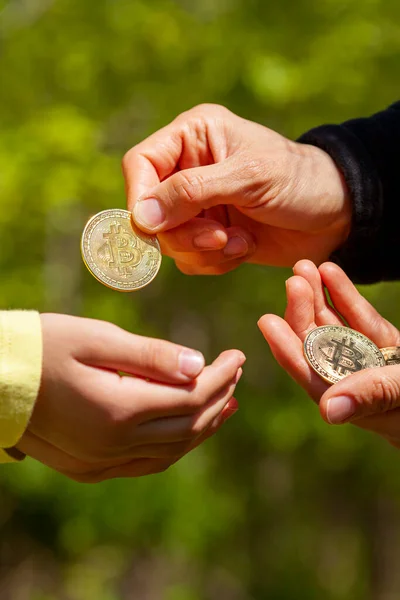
[379, 346, 400, 366]
[81, 209, 161, 291]
[303, 325, 385, 385]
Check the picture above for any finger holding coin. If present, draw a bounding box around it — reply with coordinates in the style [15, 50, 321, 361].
[81, 209, 162, 291]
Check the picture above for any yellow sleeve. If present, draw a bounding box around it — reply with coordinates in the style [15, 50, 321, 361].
[0, 311, 42, 463]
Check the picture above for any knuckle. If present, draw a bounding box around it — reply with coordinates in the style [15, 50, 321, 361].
[139, 337, 162, 372]
[186, 103, 229, 119]
[85, 320, 122, 352]
[189, 388, 206, 409]
[178, 396, 199, 415]
[362, 372, 400, 412]
[233, 156, 271, 207]
[121, 147, 135, 171]
[172, 172, 203, 205]
[379, 374, 400, 411]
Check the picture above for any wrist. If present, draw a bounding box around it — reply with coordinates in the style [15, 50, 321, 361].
[300, 142, 352, 248]
[0, 311, 42, 457]
[297, 122, 384, 282]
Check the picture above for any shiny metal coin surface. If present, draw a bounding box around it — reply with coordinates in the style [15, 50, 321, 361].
[379, 346, 400, 366]
[304, 325, 385, 385]
[81, 209, 161, 291]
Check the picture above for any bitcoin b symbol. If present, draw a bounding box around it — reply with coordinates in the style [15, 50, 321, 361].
[99, 223, 143, 276]
[321, 335, 364, 376]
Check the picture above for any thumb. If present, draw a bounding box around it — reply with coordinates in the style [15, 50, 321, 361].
[131, 157, 247, 233]
[320, 365, 400, 425]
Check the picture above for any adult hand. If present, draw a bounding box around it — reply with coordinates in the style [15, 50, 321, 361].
[258, 260, 400, 449]
[16, 314, 245, 482]
[124, 104, 351, 275]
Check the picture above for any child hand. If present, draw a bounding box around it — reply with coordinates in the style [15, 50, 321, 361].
[16, 314, 245, 482]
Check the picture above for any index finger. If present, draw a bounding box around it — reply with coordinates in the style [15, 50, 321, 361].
[129, 349, 245, 420]
[70, 317, 205, 385]
[122, 109, 217, 210]
[122, 120, 183, 206]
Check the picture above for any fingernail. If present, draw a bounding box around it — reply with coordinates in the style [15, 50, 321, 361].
[179, 349, 205, 378]
[133, 198, 165, 230]
[193, 230, 225, 250]
[326, 396, 356, 424]
[236, 351, 247, 367]
[223, 236, 248, 257]
[234, 368, 243, 384]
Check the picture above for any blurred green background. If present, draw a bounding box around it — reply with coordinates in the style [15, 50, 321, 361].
[1, 0, 400, 598]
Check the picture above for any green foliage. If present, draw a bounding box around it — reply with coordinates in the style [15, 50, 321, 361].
[1, 0, 400, 598]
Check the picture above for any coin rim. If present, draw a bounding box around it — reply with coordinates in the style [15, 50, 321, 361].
[81, 209, 162, 292]
[303, 325, 385, 385]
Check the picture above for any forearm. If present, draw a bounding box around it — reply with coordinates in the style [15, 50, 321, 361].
[0, 311, 42, 463]
[298, 101, 400, 284]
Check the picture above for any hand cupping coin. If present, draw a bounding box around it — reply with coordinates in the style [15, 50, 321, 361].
[303, 325, 400, 385]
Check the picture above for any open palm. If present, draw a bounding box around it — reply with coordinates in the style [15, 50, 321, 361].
[258, 260, 400, 448]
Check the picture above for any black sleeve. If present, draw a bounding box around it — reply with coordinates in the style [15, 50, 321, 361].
[297, 101, 400, 284]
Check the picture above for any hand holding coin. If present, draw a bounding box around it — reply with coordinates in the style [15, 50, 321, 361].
[303, 327, 400, 385]
[81, 209, 162, 291]
[259, 260, 400, 449]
